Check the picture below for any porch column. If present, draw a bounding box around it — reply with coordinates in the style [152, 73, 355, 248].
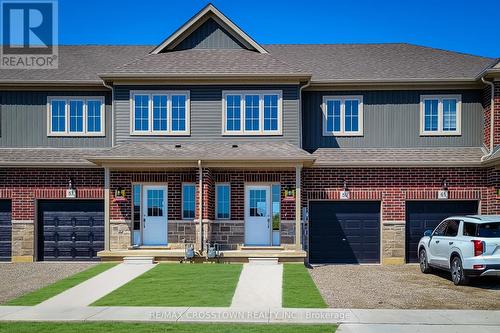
[104, 167, 110, 251]
[295, 164, 302, 249]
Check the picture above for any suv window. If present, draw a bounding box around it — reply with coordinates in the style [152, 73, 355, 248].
[463, 222, 500, 238]
[444, 220, 460, 237]
[433, 221, 448, 236]
[463, 222, 476, 236]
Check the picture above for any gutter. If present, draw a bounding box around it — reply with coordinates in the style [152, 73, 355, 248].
[481, 77, 495, 161]
[198, 159, 203, 252]
[101, 80, 114, 146]
[298, 79, 311, 148]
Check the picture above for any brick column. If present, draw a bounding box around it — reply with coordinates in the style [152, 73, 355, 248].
[381, 190, 406, 265]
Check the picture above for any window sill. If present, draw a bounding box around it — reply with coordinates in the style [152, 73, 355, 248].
[420, 132, 461, 137]
[322, 133, 364, 137]
[222, 132, 283, 136]
[48, 133, 105, 137]
[130, 132, 191, 137]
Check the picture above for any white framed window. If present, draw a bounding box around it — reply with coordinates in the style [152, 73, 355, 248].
[222, 90, 282, 135]
[182, 183, 196, 220]
[130, 91, 190, 135]
[215, 183, 230, 220]
[420, 95, 461, 136]
[322, 95, 363, 136]
[47, 96, 105, 136]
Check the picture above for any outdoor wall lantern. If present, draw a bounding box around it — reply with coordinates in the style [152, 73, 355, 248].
[114, 186, 127, 202]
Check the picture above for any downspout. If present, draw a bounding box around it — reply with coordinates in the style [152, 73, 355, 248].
[299, 79, 311, 149]
[198, 160, 203, 252]
[102, 80, 114, 146]
[481, 77, 495, 161]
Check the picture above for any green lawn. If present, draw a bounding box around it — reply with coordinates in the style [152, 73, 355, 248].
[92, 263, 243, 307]
[0, 322, 336, 333]
[5, 263, 117, 306]
[282, 264, 328, 308]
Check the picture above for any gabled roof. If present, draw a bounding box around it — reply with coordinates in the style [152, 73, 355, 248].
[150, 3, 267, 54]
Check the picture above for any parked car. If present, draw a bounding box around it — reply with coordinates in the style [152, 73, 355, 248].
[418, 215, 500, 285]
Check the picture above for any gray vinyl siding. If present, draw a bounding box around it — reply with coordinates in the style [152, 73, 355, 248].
[302, 89, 484, 150]
[0, 91, 112, 148]
[172, 18, 246, 51]
[114, 85, 299, 146]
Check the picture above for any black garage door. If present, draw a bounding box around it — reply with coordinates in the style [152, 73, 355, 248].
[0, 200, 12, 262]
[309, 201, 380, 264]
[405, 201, 478, 263]
[38, 200, 104, 261]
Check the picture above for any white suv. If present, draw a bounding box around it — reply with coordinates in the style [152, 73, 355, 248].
[418, 215, 500, 285]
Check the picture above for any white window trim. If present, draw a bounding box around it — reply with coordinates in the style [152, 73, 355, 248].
[222, 90, 283, 136]
[47, 96, 105, 137]
[322, 95, 363, 136]
[420, 94, 462, 136]
[215, 183, 231, 220]
[181, 183, 196, 220]
[130, 90, 190, 136]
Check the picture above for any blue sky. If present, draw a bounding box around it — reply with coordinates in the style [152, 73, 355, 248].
[59, 0, 500, 58]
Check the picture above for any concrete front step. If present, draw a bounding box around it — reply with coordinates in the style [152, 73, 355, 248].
[123, 256, 155, 264]
[248, 257, 279, 265]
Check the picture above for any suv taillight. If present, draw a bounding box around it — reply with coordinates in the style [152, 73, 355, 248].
[471, 240, 485, 256]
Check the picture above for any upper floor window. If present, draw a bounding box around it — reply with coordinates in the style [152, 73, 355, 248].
[47, 97, 105, 136]
[420, 95, 461, 136]
[322, 96, 363, 136]
[131, 91, 190, 135]
[222, 91, 282, 135]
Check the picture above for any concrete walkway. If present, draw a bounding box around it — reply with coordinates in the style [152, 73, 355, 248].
[30, 263, 154, 311]
[230, 262, 283, 308]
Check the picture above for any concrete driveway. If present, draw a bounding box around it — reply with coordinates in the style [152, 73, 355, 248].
[309, 264, 500, 309]
[0, 262, 96, 304]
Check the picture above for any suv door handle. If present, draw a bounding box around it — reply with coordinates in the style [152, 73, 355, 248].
[449, 241, 453, 245]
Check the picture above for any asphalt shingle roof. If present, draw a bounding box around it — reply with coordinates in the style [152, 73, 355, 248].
[102, 49, 308, 77]
[0, 44, 495, 83]
[0, 142, 313, 166]
[266, 44, 496, 82]
[312, 147, 486, 167]
[86, 141, 313, 163]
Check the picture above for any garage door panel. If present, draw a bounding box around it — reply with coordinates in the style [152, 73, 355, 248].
[0, 202, 12, 262]
[309, 201, 381, 264]
[405, 201, 478, 263]
[38, 200, 104, 261]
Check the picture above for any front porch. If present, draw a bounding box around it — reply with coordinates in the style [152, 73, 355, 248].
[97, 247, 307, 263]
[87, 142, 314, 263]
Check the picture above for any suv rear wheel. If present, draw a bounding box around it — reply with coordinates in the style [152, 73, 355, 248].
[451, 256, 469, 285]
[419, 248, 432, 273]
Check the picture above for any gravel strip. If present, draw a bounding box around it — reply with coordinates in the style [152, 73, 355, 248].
[0, 262, 97, 304]
[309, 264, 500, 309]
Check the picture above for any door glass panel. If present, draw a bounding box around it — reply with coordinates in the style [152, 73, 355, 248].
[271, 185, 280, 230]
[147, 189, 164, 217]
[249, 189, 267, 217]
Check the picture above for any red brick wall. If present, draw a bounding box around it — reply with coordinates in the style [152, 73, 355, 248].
[109, 170, 196, 221]
[213, 170, 297, 220]
[303, 167, 497, 220]
[0, 168, 104, 220]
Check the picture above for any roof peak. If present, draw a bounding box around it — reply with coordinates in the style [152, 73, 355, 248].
[150, 3, 267, 54]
